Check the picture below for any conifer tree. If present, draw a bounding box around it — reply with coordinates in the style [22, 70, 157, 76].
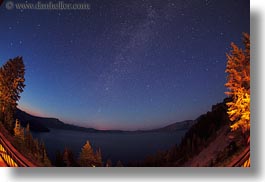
[225, 33, 250, 134]
[24, 123, 34, 150]
[63, 148, 75, 167]
[33, 139, 41, 160]
[13, 119, 24, 141]
[5, 106, 15, 132]
[42, 148, 52, 167]
[94, 148, 103, 167]
[78, 140, 96, 167]
[0, 57, 25, 132]
[225, 33, 250, 167]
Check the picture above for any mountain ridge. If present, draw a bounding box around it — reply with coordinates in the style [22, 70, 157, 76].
[15, 108, 194, 133]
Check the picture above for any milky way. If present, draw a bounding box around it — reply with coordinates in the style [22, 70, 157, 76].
[0, 0, 249, 130]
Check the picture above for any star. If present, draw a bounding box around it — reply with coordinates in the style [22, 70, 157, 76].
[0, 0, 249, 132]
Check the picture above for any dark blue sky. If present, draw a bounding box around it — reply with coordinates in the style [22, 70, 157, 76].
[0, 0, 249, 130]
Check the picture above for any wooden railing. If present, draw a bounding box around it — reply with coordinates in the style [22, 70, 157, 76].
[0, 132, 36, 167]
[228, 146, 250, 167]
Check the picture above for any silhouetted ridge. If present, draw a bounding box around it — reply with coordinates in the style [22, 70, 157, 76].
[15, 109, 97, 132]
[15, 108, 194, 133]
[131, 98, 231, 167]
[151, 120, 196, 132]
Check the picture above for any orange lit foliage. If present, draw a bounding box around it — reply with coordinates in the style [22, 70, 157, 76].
[225, 33, 250, 167]
[0, 57, 25, 132]
[225, 33, 250, 134]
[78, 140, 102, 167]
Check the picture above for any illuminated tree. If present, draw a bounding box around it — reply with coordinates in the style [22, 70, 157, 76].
[36, 141, 52, 166]
[4, 107, 15, 133]
[0, 57, 25, 132]
[14, 119, 24, 141]
[78, 140, 96, 167]
[42, 148, 52, 167]
[13, 119, 25, 151]
[225, 33, 250, 133]
[24, 123, 34, 150]
[63, 148, 75, 167]
[94, 148, 103, 167]
[225, 33, 250, 166]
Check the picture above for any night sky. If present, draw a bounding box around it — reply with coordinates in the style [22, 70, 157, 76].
[0, 0, 249, 130]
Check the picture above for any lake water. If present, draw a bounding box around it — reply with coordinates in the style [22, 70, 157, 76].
[32, 129, 187, 165]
